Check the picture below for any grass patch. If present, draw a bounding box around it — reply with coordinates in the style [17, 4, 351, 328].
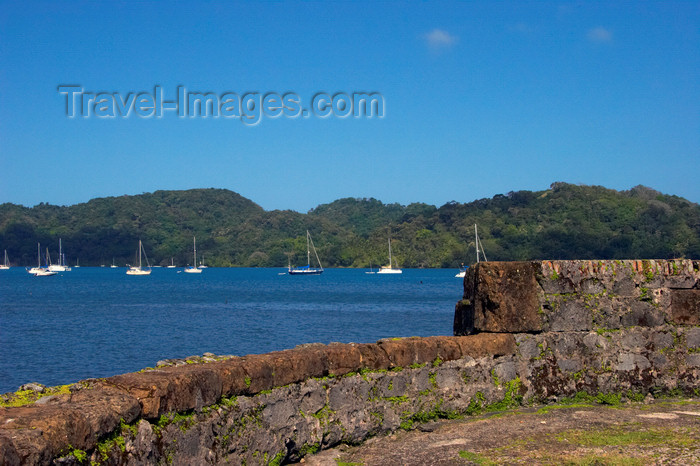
[555, 425, 697, 449]
[458, 450, 497, 465]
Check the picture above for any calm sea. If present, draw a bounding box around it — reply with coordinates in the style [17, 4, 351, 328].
[0, 267, 463, 394]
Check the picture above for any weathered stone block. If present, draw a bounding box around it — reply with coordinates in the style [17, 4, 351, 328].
[548, 300, 592, 331]
[670, 289, 700, 325]
[69, 385, 141, 442]
[621, 301, 665, 328]
[356, 343, 391, 370]
[377, 338, 435, 368]
[468, 262, 544, 333]
[0, 434, 19, 466]
[325, 343, 362, 376]
[453, 333, 517, 358]
[686, 327, 700, 348]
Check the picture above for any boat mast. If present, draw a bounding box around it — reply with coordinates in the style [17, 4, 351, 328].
[309, 231, 323, 270]
[138, 240, 142, 269]
[37, 242, 41, 268]
[306, 231, 311, 266]
[193, 236, 197, 267]
[475, 224, 479, 263]
[388, 237, 392, 268]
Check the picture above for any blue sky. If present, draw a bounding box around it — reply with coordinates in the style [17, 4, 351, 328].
[1, 1, 698, 211]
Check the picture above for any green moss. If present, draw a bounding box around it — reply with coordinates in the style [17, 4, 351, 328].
[68, 447, 87, 463]
[429, 371, 438, 388]
[221, 395, 238, 407]
[269, 451, 289, 466]
[466, 392, 486, 415]
[485, 377, 523, 412]
[550, 270, 559, 280]
[384, 395, 409, 405]
[458, 451, 497, 465]
[299, 442, 320, 456]
[370, 410, 384, 424]
[335, 460, 364, 466]
[639, 287, 652, 302]
[244, 376, 252, 387]
[0, 384, 72, 407]
[432, 356, 443, 367]
[409, 362, 426, 369]
[491, 369, 500, 387]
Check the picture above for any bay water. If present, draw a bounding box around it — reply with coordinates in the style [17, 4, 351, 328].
[0, 267, 462, 394]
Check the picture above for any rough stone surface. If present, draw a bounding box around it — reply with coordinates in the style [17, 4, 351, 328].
[455, 259, 700, 335]
[671, 289, 700, 325]
[463, 261, 544, 333]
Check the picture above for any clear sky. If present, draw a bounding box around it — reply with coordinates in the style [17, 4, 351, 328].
[1, 1, 698, 212]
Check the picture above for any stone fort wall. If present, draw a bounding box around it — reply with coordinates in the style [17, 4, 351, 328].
[1, 259, 698, 465]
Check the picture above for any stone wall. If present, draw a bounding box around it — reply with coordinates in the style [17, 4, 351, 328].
[454, 259, 700, 335]
[2, 259, 699, 465]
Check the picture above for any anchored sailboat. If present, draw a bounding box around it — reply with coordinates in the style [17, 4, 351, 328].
[126, 240, 152, 276]
[48, 238, 71, 272]
[377, 236, 402, 274]
[184, 237, 202, 274]
[288, 231, 323, 275]
[28, 243, 56, 276]
[456, 224, 487, 278]
[0, 250, 9, 270]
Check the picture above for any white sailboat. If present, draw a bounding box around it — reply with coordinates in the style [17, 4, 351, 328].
[0, 250, 9, 270]
[167, 257, 176, 268]
[288, 231, 323, 275]
[456, 224, 487, 278]
[48, 238, 71, 272]
[184, 237, 202, 274]
[377, 237, 402, 274]
[365, 259, 375, 274]
[28, 243, 56, 276]
[126, 240, 152, 275]
[110, 257, 118, 268]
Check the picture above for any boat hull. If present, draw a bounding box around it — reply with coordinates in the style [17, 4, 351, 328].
[377, 267, 402, 274]
[288, 268, 323, 275]
[126, 267, 151, 276]
[184, 267, 202, 274]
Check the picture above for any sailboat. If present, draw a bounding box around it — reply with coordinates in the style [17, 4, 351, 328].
[167, 257, 176, 268]
[48, 238, 71, 272]
[288, 231, 323, 275]
[456, 224, 487, 278]
[184, 237, 202, 274]
[377, 237, 402, 274]
[126, 240, 152, 275]
[0, 250, 9, 270]
[28, 243, 56, 276]
[110, 258, 118, 268]
[365, 259, 375, 274]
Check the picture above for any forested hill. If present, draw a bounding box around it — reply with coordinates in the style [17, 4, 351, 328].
[1, 183, 699, 267]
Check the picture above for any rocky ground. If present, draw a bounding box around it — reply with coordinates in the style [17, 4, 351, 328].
[302, 399, 700, 465]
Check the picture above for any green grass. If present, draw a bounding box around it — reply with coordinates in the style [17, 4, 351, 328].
[458, 450, 497, 465]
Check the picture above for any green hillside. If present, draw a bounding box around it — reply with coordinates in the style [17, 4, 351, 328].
[1, 183, 699, 267]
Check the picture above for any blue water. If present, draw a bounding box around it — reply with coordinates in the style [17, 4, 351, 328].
[0, 267, 462, 394]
